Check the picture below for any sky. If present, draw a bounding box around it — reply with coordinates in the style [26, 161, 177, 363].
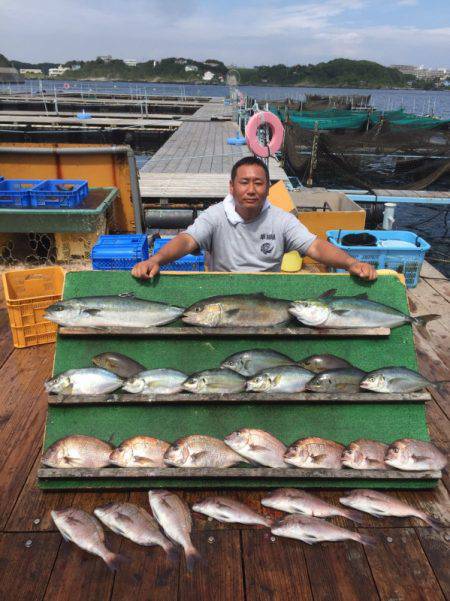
[2, 0, 449, 68]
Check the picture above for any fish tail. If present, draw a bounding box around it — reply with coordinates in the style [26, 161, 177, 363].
[355, 532, 376, 547]
[104, 551, 129, 571]
[164, 542, 180, 563]
[433, 380, 450, 394]
[413, 314, 440, 331]
[422, 514, 445, 531]
[185, 544, 202, 573]
[342, 508, 365, 524]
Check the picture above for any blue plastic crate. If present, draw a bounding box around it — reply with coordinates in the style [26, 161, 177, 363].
[0, 179, 43, 207]
[29, 179, 89, 208]
[153, 237, 205, 271]
[327, 229, 430, 288]
[91, 234, 149, 270]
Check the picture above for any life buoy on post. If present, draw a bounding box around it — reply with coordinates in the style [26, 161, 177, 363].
[63, 83, 70, 90]
[245, 111, 284, 158]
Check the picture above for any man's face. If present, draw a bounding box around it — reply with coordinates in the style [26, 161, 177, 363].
[230, 164, 269, 211]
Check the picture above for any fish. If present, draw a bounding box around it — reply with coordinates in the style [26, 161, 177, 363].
[109, 436, 169, 467]
[340, 490, 444, 530]
[224, 428, 287, 467]
[51, 508, 126, 571]
[298, 354, 353, 373]
[182, 369, 246, 394]
[220, 348, 296, 377]
[261, 488, 363, 523]
[284, 437, 344, 469]
[342, 439, 388, 470]
[192, 497, 272, 527]
[384, 438, 447, 471]
[305, 368, 367, 393]
[288, 288, 439, 330]
[148, 490, 200, 572]
[182, 293, 291, 328]
[360, 367, 438, 393]
[164, 435, 249, 468]
[94, 502, 177, 559]
[122, 369, 188, 394]
[45, 293, 184, 328]
[92, 352, 145, 378]
[42, 435, 114, 468]
[45, 368, 123, 395]
[246, 365, 314, 393]
[271, 514, 374, 546]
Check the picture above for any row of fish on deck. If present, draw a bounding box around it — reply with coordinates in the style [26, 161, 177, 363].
[45, 349, 440, 395]
[52, 487, 444, 574]
[42, 431, 447, 471]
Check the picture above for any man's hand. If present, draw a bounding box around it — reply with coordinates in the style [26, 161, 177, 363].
[347, 260, 377, 281]
[131, 257, 161, 280]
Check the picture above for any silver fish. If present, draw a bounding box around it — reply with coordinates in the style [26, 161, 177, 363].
[224, 428, 287, 467]
[340, 490, 443, 530]
[192, 497, 272, 527]
[42, 435, 114, 468]
[342, 439, 388, 470]
[360, 367, 435, 393]
[220, 348, 296, 377]
[123, 369, 187, 394]
[182, 293, 291, 328]
[148, 490, 200, 572]
[284, 437, 344, 469]
[51, 508, 126, 570]
[289, 289, 439, 329]
[306, 368, 366, 393]
[164, 435, 249, 468]
[45, 368, 123, 395]
[182, 369, 246, 394]
[246, 365, 314, 393]
[94, 502, 177, 559]
[45, 294, 184, 328]
[385, 438, 447, 471]
[271, 514, 374, 545]
[92, 352, 145, 378]
[298, 354, 353, 373]
[261, 488, 363, 523]
[109, 436, 169, 467]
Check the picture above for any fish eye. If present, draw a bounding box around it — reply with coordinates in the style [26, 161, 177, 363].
[392, 447, 399, 453]
[52, 305, 64, 312]
[195, 307, 203, 313]
[190, 378, 198, 385]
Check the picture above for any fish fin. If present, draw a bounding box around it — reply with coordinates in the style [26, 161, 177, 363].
[61, 383, 74, 395]
[191, 451, 208, 463]
[332, 309, 352, 316]
[273, 374, 283, 386]
[165, 544, 179, 563]
[318, 288, 337, 299]
[312, 454, 327, 463]
[342, 509, 365, 524]
[83, 308, 101, 316]
[413, 314, 440, 338]
[366, 458, 384, 466]
[434, 380, 450, 394]
[119, 292, 136, 298]
[114, 512, 134, 524]
[411, 454, 431, 462]
[423, 515, 445, 531]
[104, 552, 129, 572]
[107, 433, 116, 444]
[185, 545, 202, 573]
[224, 308, 240, 317]
[357, 533, 376, 547]
[249, 444, 269, 452]
[133, 456, 153, 465]
[249, 292, 267, 298]
[354, 293, 369, 300]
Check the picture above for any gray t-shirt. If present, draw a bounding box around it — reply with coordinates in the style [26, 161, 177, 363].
[184, 195, 316, 272]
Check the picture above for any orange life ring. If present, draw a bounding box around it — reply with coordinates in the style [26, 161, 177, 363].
[63, 83, 70, 90]
[245, 111, 284, 158]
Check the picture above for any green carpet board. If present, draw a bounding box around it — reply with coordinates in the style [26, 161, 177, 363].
[40, 271, 434, 490]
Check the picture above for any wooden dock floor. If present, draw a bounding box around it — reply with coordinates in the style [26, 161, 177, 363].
[0, 262, 448, 600]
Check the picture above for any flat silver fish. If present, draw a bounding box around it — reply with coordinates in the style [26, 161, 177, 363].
[45, 368, 123, 395]
[342, 439, 388, 470]
[164, 435, 249, 468]
[92, 352, 145, 378]
[360, 367, 435, 393]
[306, 368, 366, 393]
[192, 497, 272, 527]
[42, 435, 114, 468]
[385, 438, 447, 471]
[271, 514, 374, 545]
[224, 428, 287, 467]
[246, 365, 314, 393]
[298, 354, 353, 373]
[284, 437, 344, 469]
[123, 369, 187, 394]
[220, 348, 296, 377]
[182, 369, 246, 394]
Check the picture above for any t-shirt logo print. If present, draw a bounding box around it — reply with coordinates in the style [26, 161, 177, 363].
[260, 242, 274, 255]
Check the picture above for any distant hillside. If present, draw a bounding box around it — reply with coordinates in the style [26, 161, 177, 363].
[0, 53, 23, 83]
[11, 59, 59, 75]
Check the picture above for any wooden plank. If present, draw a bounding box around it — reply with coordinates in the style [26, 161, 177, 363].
[0, 306, 14, 369]
[303, 539, 379, 601]
[48, 391, 431, 405]
[0, 532, 61, 600]
[37, 467, 442, 480]
[58, 325, 391, 337]
[416, 527, 450, 599]
[110, 536, 179, 601]
[242, 530, 313, 601]
[178, 531, 245, 601]
[362, 527, 446, 601]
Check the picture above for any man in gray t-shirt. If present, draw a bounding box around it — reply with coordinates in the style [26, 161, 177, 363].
[132, 157, 376, 280]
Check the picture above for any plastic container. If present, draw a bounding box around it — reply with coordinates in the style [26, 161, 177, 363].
[29, 179, 89, 208]
[327, 229, 430, 288]
[1, 266, 65, 348]
[0, 179, 43, 207]
[153, 237, 205, 271]
[91, 234, 149, 270]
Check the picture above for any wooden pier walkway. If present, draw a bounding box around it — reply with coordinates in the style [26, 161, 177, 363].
[0, 261, 448, 601]
[0, 114, 180, 131]
[139, 98, 288, 199]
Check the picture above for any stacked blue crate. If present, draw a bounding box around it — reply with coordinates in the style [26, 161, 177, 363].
[0, 179, 43, 207]
[29, 179, 89, 208]
[153, 237, 205, 271]
[91, 234, 149, 270]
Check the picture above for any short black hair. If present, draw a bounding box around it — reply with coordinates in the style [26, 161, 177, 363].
[231, 156, 270, 183]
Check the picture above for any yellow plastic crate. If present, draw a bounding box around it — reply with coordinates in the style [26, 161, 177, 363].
[2, 266, 64, 348]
